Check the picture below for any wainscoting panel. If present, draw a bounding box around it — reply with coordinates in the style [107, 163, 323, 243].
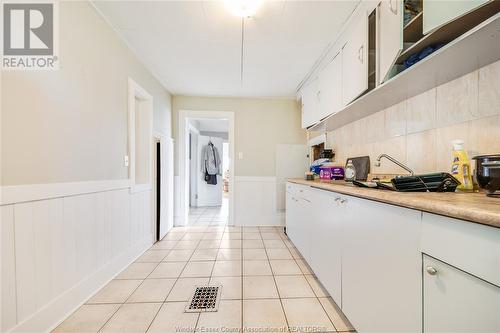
[233, 177, 284, 226]
[1, 186, 154, 333]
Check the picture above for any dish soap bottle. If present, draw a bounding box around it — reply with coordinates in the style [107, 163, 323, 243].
[345, 160, 356, 182]
[451, 140, 473, 191]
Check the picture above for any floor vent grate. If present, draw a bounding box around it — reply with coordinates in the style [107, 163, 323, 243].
[185, 286, 221, 313]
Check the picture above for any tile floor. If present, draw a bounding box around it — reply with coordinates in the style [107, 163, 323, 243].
[53, 203, 355, 333]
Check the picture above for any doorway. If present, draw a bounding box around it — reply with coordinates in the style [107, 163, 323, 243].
[156, 140, 161, 241]
[178, 111, 235, 227]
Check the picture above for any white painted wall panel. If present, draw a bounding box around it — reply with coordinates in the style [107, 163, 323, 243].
[2, 185, 154, 333]
[1, 205, 17, 332]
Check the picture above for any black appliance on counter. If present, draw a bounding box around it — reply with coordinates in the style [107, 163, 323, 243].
[473, 154, 500, 197]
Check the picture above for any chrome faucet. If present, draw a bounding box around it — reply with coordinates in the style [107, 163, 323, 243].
[375, 154, 414, 175]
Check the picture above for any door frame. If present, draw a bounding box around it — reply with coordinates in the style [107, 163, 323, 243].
[177, 110, 235, 226]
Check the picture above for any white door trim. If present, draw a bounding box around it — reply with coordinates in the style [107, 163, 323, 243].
[177, 110, 235, 226]
[128, 78, 154, 194]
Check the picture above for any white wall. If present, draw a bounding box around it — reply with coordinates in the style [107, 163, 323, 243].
[172, 97, 306, 226]
[1, 2, 173, 332]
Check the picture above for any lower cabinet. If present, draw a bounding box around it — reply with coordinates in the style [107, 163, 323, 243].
[309, 189, 344, 304]
[285, 182, 499, 333]
[423, 255, 500, 333]
[341, 196, 422, 333]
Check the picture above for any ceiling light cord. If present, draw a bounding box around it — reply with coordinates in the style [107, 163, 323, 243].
[240, 17, 245, 87]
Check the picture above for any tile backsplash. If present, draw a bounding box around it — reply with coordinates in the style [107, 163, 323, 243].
[320, 60, 500, 175]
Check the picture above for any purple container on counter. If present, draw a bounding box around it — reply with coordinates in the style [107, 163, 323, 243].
[319, 166, 345, 180]
[331, 166, 345, 180]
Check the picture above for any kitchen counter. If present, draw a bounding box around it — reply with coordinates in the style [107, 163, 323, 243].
[288, 179, 500, 228]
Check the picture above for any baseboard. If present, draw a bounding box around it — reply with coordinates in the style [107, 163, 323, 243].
[7, 235, 152, 333]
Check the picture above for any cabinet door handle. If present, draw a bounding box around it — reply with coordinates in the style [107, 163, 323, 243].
[358, 45, 364, 63]
[334, 197, 341, 202]
[426, 266, 438, 276]
[389, 0, 398, 15]
[340, 199, 347, 204]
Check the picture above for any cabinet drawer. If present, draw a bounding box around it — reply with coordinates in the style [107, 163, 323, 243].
[421, 213, 500, 287]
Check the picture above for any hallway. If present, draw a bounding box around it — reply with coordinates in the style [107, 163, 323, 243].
[53, 208, 354, 333]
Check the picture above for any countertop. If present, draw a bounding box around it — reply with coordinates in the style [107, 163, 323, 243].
[288, 179, 500, 228]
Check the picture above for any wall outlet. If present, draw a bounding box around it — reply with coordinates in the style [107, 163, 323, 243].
[124, 155, 129, 167]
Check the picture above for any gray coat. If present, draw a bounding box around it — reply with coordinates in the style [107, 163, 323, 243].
[201, 143, 221, 176]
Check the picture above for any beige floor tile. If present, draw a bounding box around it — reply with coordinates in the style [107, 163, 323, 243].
[266, 248, 293, 260]
[319, 297, 356, 332]
[205, 226, 225, 232]
[209, 276, 242, 300]
[243, 299, 288, 333]
[242, 227, 260, 232]
[217, 248, 242, 261]
[305, 275, 328, 298]
[191, 249, 218, 261]
[225, 226, 241, 233]
[149, 262, 186, 279]
[135, 250, 170, 263]
[53, 304, 120, 333]
[260, 232, 282, 240]
[288, 247, 303, 259]
[274, 276, 315, 298]
[270, 260, 302, 276]
[242, 249, 268, 260]
[243, 260, 272, 276]
[197, 300, 242, 332]
[295, 259, 314, 275]
[182, 233, 205, 240]
[127, 278, 176, 303]
[166, 277, 210, 301]
[152, 240, 178, 250]
[181, 261, 214, 277]
[87, 280, 142, 304]
[147, 302, 199, 333]
[212, 260, 242, 277]
[242, 239, 264, 249]
[115, 263, 157, 280]
[100, 302, 161, 333]
[197, 239, 222, 249]
[263, 239, 287, 249]
[163, 249, 194, 262]
[162, 232, 185, 241]
[202, 232, 224, 240]
[222, 233, 242, 240]
[259, 227, 280, 233]
[243, 276, 279, 299]
[281, 298, 335, 333]
[174, 240, 200, 250]
[185, 226, 208, 233]
[243, 232, 262, 240]
[219, 239, 242, 249]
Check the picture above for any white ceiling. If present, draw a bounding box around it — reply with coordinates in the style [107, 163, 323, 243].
[92, 1, 359, 98]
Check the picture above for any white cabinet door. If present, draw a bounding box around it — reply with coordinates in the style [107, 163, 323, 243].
[301, 79, 319, 129]
[295, 187, 313, 262]
[342, 14, 368, 105]
[309, 189, 343, 305]
[423, 0, 490, 34]
[318, 52, 343, 120]
[342, 196, 422, 333]
[423, 255, 500, 333]
[377, 0, 403, 84]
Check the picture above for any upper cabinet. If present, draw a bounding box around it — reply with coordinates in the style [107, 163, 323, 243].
[377, 0, 404, 84]
[342, 14, 369, 105]
[423, 0, 490, 34]
[317, 53, 343, 121]
[300, 78, 319, 129]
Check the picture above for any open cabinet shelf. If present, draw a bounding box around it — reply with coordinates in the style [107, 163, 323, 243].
[310, 13, 500, 132]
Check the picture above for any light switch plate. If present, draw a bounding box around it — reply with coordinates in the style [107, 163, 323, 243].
[124, 155, 129, 167]
[238, 152, 244, 160]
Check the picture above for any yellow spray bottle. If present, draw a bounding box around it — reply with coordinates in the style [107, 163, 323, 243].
[451, 140, 473, 191]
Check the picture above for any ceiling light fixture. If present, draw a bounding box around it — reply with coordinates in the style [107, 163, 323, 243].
[224, 0, 262, 18]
